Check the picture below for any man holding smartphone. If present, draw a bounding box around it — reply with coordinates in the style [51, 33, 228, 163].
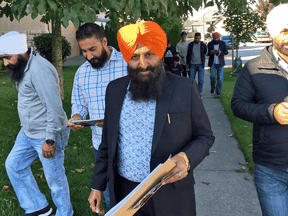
[67, 23, 128, 210]
[207, 32, 228, 95]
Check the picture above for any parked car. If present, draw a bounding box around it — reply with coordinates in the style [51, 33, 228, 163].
[254, 32, 272, 43]
[221, 35, 237, 49]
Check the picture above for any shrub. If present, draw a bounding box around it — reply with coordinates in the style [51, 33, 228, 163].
[0, 59, 3, 71]
[33, 33, 71, 63]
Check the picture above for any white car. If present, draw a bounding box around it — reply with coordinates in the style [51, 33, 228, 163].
[255, 32, 272, 43]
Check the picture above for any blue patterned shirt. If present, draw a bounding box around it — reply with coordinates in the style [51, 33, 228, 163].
[71, 47, 128, 150]
[117, 90, 156, 182]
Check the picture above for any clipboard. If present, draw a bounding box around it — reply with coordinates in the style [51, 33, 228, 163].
[105, 156, 176, 216]
[71, 119, 103, 127]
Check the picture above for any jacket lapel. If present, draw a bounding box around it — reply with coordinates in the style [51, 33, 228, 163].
[151, 73, 172, 156]
[111, 77, 130, 157]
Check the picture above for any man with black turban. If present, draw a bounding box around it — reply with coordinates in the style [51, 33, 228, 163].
[88, 21, 215, 216]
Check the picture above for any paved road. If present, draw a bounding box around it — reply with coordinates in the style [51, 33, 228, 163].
[224, 42, 270, 66]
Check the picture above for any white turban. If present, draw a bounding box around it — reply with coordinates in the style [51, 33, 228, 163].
[0, 31, 28, 55]
[266, 4, 288, 39]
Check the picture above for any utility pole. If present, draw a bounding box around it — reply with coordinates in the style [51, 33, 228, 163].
[202, 0, 205, 42]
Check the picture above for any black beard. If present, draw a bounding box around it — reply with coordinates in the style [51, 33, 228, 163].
[128, 62, 164, 102]
[86, 47, 108, 69]
[8, 55, 28, 82]
[213, 40, 220, 45]
[194, 41, 200, 44]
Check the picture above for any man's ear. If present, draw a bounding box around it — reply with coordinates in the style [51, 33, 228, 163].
[102, 37, 108, 47]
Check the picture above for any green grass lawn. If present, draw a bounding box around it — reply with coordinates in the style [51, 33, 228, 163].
[217, 68, 254, 173]
[0, 66, 107, 215]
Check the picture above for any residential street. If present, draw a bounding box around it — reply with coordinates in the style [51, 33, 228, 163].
[225, 42, 271, 66]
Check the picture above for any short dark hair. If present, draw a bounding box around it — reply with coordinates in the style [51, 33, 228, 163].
[195, 32, 201, 37]
[167, 38, 170, 45]
[76, 23, 105, 41]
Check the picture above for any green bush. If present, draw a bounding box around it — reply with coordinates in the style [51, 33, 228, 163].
[102, 24, 119, 51]
[0, 59, 3, 71]
[33, 33, 71, 63]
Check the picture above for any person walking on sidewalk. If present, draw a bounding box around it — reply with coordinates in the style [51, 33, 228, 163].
[163, 38, 176, 72]
[231, 4, 288, 215]
[207, 32, 228, 95]
[88, 21, 215, 216]
[186, 32, 207, 93]
[176, 31, 190, 77]
[2, 31, 73, 216]
[67, 23, 128, 210]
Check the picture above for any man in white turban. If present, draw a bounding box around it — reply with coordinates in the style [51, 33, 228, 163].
[0, 31, 74, 216]
[231, 4, 288, 215]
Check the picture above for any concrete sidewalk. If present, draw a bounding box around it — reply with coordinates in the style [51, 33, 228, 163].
[194, 70, 262, 216]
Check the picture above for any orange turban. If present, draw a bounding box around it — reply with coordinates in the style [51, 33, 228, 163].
[117, 21, 167, 64]
[212, 32, 221, 38]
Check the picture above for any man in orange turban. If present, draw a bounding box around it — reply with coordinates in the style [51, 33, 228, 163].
[117, 21, 167, 64]
[207, 32, 228, 95]
[88, 21, 214, 216]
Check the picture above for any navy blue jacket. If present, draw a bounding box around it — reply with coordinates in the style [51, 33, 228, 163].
[231, 45, 288, 172]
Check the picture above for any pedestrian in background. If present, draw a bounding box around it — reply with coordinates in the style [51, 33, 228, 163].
[163, 38, 176, 72]
[207, 32, 228, 95]
[231, 4, 288, 215]
[67, 23, 128, 210]
[186, 32, 207, 93]
[176, 31, 190, 77]
[2, 31, 73, 216]
[168, 56, 183, 76]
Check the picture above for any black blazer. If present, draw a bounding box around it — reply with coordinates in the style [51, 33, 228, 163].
[207, 40, 228, 67]
[186, 41, 207, 68]
[91, 72, 215, 216]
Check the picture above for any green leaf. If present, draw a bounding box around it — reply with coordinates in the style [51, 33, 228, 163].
[71, 17, 80, 29]
[132, 0, 141, 18]
[55, 7, 63, 22]
[193, 0, 203, 11]
[47, 0, 58, 11]
[99, 5, 106, 12]
[110, 0, 121, 11]
[86, 7, 97, 22]
[38, 0, 47, 15]
[88, 0, 100, 11]
[206, 1, 214, 7]
[11, 0, 20, 15]
[30, 3, 39, 19]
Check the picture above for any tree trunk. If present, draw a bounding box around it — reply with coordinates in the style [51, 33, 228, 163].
[51, 18, 64, 100]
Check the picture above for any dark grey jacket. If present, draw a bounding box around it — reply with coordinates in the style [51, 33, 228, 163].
[186, 41, 207, 68]
[231, 45, 288, 172]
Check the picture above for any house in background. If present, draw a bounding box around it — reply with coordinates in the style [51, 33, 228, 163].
[0, 4, 109, 57]
[184, 9, 226, 41]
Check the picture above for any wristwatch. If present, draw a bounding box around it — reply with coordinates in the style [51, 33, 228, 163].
[46, 139, 55, 146]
